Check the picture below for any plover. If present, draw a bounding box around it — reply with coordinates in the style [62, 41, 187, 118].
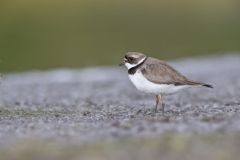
[120, 52, 213, 114]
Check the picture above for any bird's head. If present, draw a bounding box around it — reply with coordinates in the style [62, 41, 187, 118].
[120, 52, 147, 69]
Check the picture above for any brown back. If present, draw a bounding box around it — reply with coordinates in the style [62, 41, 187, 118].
[141, 57, 196, 85]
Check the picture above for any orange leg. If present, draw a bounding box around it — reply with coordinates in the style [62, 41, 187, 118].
[155, 94, 165, 115]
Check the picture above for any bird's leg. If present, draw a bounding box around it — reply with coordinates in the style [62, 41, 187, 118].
[155, 95, 166, 114]
[155, 95, 159, 113]
[159, 94, 165, 115]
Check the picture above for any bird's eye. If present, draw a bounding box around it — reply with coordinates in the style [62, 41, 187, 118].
[128, 57, 134, 61]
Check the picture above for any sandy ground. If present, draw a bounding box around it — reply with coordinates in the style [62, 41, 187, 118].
[0, 55, 240, 159]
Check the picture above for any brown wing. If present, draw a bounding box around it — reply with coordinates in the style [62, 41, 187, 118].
[141, 57, 190, 85]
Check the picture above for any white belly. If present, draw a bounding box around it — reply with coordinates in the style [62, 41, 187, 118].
[128, 71, 189, 95]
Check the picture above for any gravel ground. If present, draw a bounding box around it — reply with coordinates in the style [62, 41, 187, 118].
[0, 55, 240, 155]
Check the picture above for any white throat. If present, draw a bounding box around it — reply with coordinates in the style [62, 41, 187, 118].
[125, 57, 147, 70]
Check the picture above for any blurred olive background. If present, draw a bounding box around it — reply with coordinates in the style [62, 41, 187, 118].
[0, 0, 240, 73]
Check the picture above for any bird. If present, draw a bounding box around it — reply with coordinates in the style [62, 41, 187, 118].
[120, 52, 213, 115]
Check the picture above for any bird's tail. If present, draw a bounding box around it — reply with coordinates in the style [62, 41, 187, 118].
[185, 80, 213, 88]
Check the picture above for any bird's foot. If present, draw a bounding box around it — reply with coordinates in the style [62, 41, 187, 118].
[153, 108, 165, 116]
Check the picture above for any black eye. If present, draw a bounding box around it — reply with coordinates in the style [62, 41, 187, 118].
[128, 57, 134, 61]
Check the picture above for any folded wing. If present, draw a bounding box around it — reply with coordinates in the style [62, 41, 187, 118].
[141, 57, 213, 88]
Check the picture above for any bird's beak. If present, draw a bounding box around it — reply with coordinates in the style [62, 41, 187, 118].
[119, 58, 127, 66]
[119, 63, 124, 66]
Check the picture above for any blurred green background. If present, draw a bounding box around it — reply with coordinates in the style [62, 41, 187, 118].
[0, 0, 240, 73]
